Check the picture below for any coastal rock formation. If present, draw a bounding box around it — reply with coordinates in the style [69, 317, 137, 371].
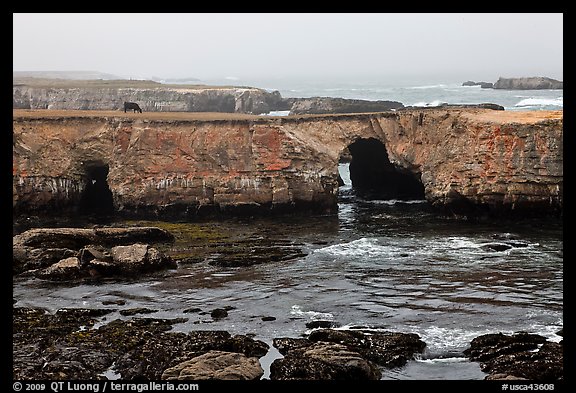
[462, 81, 494, 88]
[13, 307, 269, 380]
[270, 328, 425, 379]
[270, 342, 382, 380]
[493, 77, 563, 90]
[12, 109, 563, 218]
[464, 332, 563, 380]
[289, 97, 404, 114]
[12, 82, 288, 114]
[13, 227, 175, 277]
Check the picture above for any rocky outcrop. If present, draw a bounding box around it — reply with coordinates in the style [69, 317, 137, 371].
[464, 332, 563, 380]
[270, 342, 382, 380]
[289, 97, 404, 114]
[270, 328, 425, 380]
[462, 81, 494, 88]
[12, 109, 563, 218]
[13, 227, 175, 278]
[12, 84, 288, 114]
[493, 77, 563, 90]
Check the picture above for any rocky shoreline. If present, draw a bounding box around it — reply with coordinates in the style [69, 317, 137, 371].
[13, 225, 563, 381]
[12, 304, 562, 381]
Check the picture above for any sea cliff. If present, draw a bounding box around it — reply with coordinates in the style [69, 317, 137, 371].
[13, 108, 563, 218]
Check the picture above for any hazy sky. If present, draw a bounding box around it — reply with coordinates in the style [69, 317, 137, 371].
[13, 13, 563, 83]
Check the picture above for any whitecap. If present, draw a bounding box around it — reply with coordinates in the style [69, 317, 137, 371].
[407, 84, 448, 90]
[410, 100, 444, 107]
[290, 305, 334, 321]
[414, 357, 470, 364]
[514, 97, 563, 108]
[314, 237, 400, 258]
[417, 326, 498, 352]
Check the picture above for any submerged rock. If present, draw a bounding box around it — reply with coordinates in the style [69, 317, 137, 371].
[210, 308, 228, 320]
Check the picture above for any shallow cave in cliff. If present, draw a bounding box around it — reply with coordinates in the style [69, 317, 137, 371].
[342, 138, 425, 200]
[78, 163, 114, 215]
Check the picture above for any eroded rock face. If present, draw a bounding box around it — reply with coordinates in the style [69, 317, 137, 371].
[13, 109, 563, 218]
[12, 85, 288, 114]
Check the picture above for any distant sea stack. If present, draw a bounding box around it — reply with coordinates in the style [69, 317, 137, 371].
[493, 77, 563, 90]
[462, 81, 494, 89]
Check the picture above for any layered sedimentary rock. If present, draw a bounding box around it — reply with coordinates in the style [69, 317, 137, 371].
[12, 84, 288, 114]
[493, 77, 563, 90]
[12, 108, 563, 217]
[13, 82, 411, 116]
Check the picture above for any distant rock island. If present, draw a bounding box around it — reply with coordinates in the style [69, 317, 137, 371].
[463, 76, 563, 90]
[493, 76, 563, 90]
[462, 81, 494, 88]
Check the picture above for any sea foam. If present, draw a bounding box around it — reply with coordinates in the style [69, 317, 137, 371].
[514, 97, 563, 108]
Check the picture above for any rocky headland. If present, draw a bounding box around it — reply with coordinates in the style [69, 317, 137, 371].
[13, 108, 563, 219]
[12, 77, 408, 115]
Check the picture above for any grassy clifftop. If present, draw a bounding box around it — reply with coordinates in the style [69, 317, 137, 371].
[12, 77, 256, 90]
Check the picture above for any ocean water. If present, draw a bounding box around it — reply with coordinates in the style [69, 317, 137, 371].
[247, 78, 563, 112]
[13, 163, 563, 380]
[13, 79, 563, 381]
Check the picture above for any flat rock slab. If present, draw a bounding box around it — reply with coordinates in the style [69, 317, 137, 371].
[161, 350, 263, 380]
[14, 227, 174, 249]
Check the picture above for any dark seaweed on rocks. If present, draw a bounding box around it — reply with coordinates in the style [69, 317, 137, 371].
[13, 306, 268, 380]
[270, 328, 426, 380]
[464, 332, 563, 380]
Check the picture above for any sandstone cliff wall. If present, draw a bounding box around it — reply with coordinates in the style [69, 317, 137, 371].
[12, 109, 563, 218]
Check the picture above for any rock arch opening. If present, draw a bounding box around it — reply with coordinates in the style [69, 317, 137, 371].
[78, 162, 114, 215]
[339, 138, 425, 200]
